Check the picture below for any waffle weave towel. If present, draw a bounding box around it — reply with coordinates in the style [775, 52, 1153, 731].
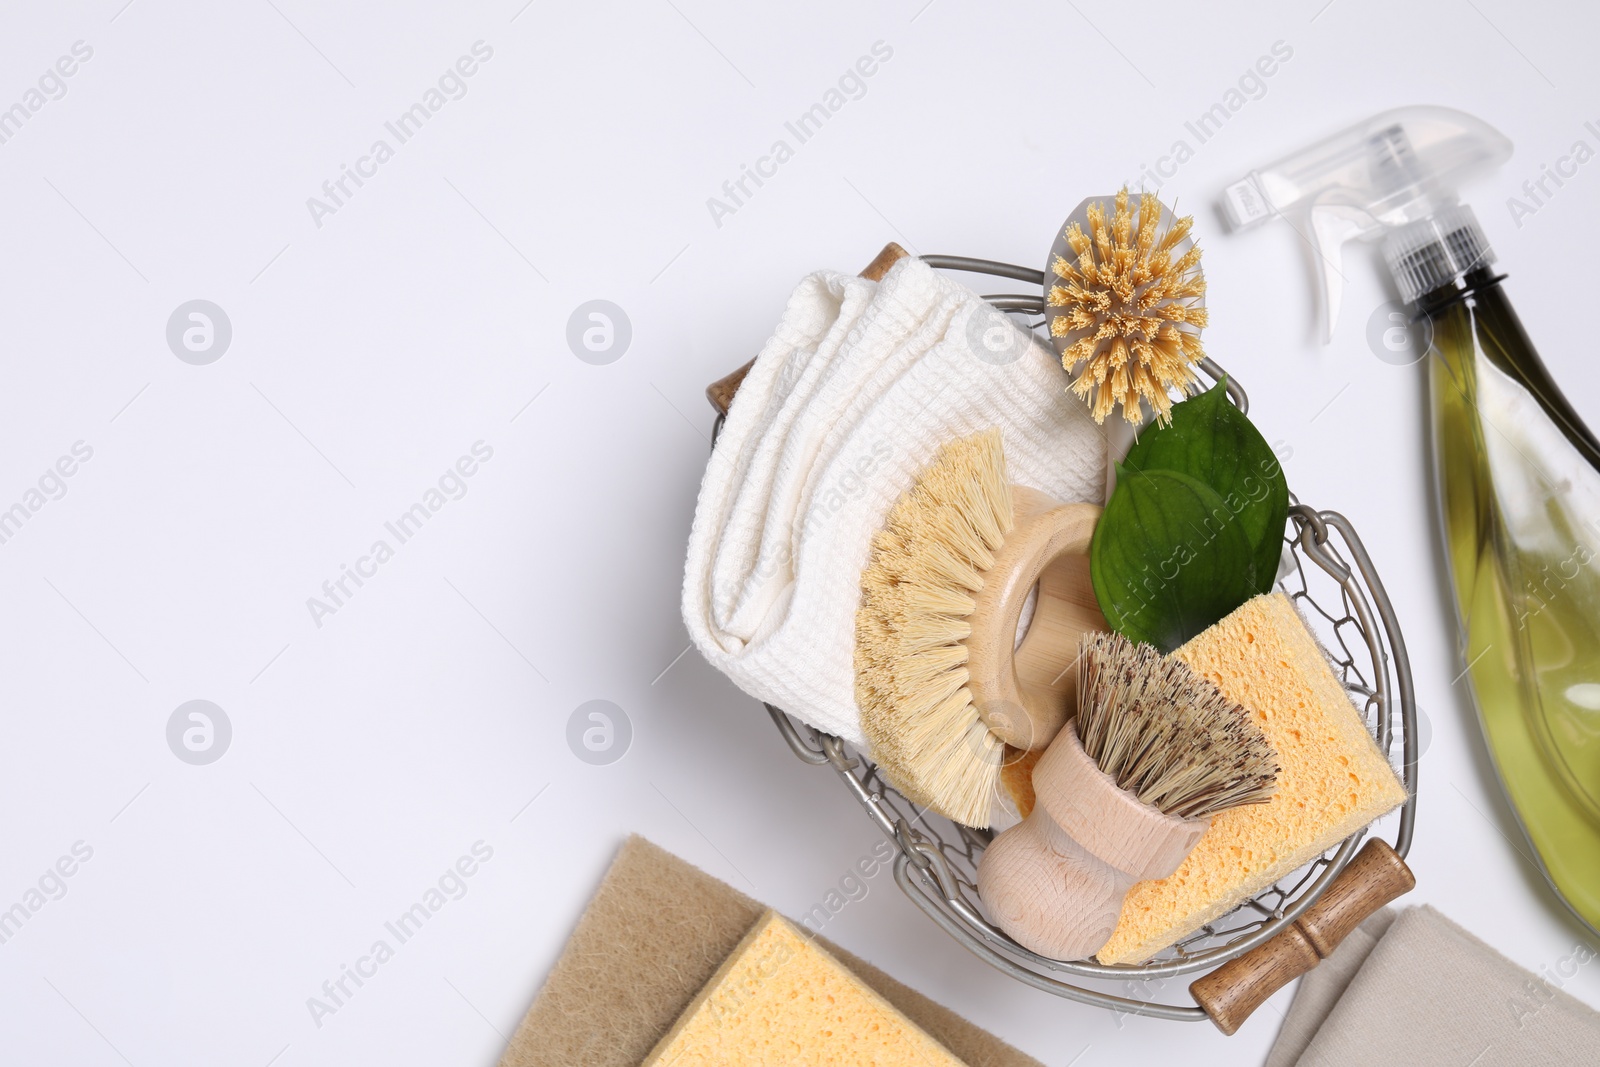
[682, 256, 1105, 746]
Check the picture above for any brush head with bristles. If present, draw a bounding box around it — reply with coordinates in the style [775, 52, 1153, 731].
[1047, 188, 1208, 427]
[1075, 631, 1278, 820]
[856, 430, 1014, 828]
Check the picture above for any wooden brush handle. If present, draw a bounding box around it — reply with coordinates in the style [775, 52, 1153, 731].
[967, 491, 1105, 750]
[979, 805, 1136, 960]
[1189, 839, 1415, 1035]
[705, 243, 910, 415]
[978, 727, 1207, 960]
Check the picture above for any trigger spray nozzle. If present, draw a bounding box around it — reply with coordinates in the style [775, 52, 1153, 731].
[1220, 106, 1513, 341]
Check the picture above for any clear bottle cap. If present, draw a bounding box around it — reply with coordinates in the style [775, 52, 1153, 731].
[1383, 204, 1496, 304]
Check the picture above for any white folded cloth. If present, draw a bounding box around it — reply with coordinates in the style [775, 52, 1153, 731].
[682, 257, 1106, 747]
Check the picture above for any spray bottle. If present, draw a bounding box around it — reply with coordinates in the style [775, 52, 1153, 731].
[1223, 106, 1600, 934]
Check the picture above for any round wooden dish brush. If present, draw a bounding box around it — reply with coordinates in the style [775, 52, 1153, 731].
[855, 430, 1106, 828]
[977, 631, 1278, 961]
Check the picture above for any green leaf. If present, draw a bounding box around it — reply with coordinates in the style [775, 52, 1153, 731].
[1123, 379, 1289, 592]
[1090, 467, 1258, 652]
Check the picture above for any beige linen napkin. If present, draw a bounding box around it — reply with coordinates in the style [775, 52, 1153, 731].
[1267, 905, 1600, 1067]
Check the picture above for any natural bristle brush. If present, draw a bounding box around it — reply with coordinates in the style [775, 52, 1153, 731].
[1047, 188, 1208, 427]
[977, 631, 1278, 961]
[855, 430, 1106, 828]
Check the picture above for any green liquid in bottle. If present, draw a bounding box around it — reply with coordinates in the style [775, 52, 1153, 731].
[1427, 267, 1600, 931]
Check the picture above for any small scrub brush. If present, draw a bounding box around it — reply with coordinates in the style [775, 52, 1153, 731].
[1076, 631, 1279, 819]
[856, 430, 1107, 828]
[1047, 188, 1208, 426]
[977, 631, 1278, 961]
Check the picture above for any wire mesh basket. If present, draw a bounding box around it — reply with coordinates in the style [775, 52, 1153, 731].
[709, 252, 1418, 1025]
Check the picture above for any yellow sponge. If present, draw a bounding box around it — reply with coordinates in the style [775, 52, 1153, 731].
[642, 911, 967, 1066]
[1096, 593, 1408, 965]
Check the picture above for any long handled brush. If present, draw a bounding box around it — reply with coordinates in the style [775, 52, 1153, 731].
[855, 430, 1105, 827]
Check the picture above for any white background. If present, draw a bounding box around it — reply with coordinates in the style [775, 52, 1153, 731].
[2, 1, 1598, 1064]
